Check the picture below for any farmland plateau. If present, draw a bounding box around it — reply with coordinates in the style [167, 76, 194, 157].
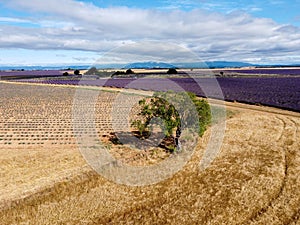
[2, 0, 300, 223]
[0, 78, 299, 224]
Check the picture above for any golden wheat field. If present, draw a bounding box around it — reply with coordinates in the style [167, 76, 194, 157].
[0, 81, 299, 224]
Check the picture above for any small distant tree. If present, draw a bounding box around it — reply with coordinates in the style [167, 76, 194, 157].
[63, 72, 69, 76]
[85, 67, 97, 75]
[111, 71, 123, 78]
[126, 69, 134, 74]
[131, 91, 211, 152]
[167, 68, 178, 74]
[74, 69, 80, 75]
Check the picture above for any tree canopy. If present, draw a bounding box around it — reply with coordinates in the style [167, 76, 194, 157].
[167, 68, 178, 74]
[131, 91, 211, 152]
[74, 69, 80, 75]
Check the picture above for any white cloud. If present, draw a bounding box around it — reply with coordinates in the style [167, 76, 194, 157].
[0, 0, 300, 64]
[0, 17, 31, 23]
[267, 0, 285, 5]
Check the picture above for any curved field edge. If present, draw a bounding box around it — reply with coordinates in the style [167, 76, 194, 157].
[249, 117, 300, 225]
[1, 112, 299, 224]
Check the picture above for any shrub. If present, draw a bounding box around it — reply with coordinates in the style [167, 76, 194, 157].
[74, 70, 80, 75]
[126, 69, 134, 74]
[111, 71, 125, 77]
[167, 68, 178, 74]
[85, 67, 97, 75]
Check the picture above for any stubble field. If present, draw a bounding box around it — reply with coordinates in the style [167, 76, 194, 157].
[0, 82, 299, 224]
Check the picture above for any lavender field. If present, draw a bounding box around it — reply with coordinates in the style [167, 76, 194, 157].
[0, 70, 64, 79]
[225, 68, 300, 76]
[17, 76, 300, 112]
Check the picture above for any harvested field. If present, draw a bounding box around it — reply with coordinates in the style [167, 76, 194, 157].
[0, 82, 299, 224]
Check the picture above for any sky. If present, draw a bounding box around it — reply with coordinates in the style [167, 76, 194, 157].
[0, 0, 300, 66]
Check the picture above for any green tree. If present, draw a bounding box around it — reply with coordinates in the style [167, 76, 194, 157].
[167, 68, 178, 74]
[126, 69, 134, 74]
[85, 67, 97, 75]
[74, 69, 80, 75]
[131, 91, 211, 151]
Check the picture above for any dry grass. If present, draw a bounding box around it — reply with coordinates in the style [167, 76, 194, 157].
[0, 82, 299, 224]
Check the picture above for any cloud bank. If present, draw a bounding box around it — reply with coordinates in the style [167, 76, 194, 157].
[1, 0, 300, 64]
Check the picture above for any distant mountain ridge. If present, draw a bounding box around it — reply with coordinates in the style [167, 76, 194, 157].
[1, 61, 300, 70]
[205, 61, 255, 68]
[124, 61, 256, 69]
[124, 62, 177, 69]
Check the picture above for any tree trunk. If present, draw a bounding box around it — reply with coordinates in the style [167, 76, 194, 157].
[175, 126, 181, 151]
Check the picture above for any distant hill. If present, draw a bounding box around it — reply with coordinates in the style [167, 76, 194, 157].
[204, 61, 255, 68]
[124, 61, 256, 69]
[0, 65, 89, 71]
[124, 62, 177, 69]
[2, 61, 300, 71]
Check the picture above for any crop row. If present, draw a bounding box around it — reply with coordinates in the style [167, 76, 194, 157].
[224, 68, 300, 76]
[0, 83, 143, 146]
[17, 77, 300, 112]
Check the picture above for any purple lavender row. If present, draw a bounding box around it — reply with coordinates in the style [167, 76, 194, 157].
[225, 69, 300, 76]
[0, 70, 64, 77]
[17, 77, 300, 112]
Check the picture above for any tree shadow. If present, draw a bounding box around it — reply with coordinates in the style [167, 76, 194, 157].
[108, 131, 176, 152]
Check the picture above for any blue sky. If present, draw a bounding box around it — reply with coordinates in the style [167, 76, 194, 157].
[0, 0, 300, 66]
